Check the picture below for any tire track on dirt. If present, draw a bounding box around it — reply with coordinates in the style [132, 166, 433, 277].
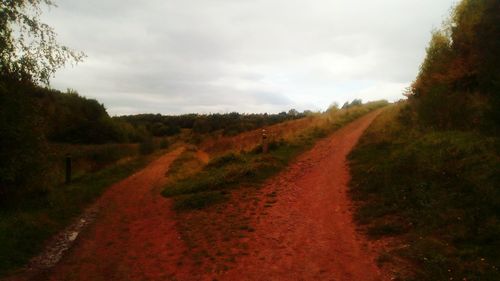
[218, 110, 388, 281]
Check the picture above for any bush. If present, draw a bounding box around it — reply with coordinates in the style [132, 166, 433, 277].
[159, 138, 170, 149]
[407, 0, 500, 133]
[349, 105, 500, 280]
[173, 191, 227, 211]
[139, 138, 156, 155]
[0, 80, 49, 198]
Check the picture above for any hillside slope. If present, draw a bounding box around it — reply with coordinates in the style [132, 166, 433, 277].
[349, 105, 500, 280]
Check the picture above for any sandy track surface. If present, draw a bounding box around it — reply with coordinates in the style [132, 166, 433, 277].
[12, 110, 385, 281]
[218, 110, 386, 281]
[27, 147, 195, 281]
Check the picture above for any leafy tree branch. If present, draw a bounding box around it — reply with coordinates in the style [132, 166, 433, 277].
[0, 0, 85, 85]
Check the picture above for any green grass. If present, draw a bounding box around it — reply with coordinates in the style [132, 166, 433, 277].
[348, 104, 500, 281]
[0, 153, 155, 276]
[163, 146, 295, 211]
[46, 143, 140, 185]
[165, 145, 205, 178]
[163, 101, 389, 211]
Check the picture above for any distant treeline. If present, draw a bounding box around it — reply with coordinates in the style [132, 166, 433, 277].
[0, 80, 146, 144]
[0, 78, 307, 195]
[1, 79, 308, 145]
[116, 110, 307, 138]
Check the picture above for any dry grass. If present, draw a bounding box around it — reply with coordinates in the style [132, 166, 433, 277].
[162, 101, 389, 275]
[199, 101, 388, 158]
[165, 100, 389, 209]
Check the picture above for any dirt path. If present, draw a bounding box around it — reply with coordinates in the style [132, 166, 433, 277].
[217, 110, 387, 281]
[13, 110, 386, 281]
[25, 147, 197, 281]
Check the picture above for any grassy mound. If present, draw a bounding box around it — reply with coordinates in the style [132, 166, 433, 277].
[163, 101, 388, 211]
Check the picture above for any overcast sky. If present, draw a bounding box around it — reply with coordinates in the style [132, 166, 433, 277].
[43, 0, 456, 115]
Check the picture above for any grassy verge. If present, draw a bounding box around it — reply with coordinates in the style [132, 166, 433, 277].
[163, 146, 297, 210]
[47, 143, 139, 184]
[348, 104, 500, 281]
[165, 145, 206, 181]
[0, 152, 157, 276]
[163, 101, 388, 210]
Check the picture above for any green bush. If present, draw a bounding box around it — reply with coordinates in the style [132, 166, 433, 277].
[408, 0, 500, 133]
[159, 138, 170, 149]
[0, 80, 49, 197]
[139, 138, 156, 155]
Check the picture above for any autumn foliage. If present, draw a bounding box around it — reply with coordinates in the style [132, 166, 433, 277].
[407, 0, 499, 132]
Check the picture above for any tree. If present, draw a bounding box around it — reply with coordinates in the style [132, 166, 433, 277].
[326, 102, 339, 113]
[288, 108, 299, 116]
[405, 0, 500, 132]
[0, 0, 85, 84]
[341, 99, 362, 109]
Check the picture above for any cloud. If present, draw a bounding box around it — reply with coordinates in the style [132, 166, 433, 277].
[43, 0, 456, 115]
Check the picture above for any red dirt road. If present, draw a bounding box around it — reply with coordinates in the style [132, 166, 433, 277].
[32, 147, 196, 281]
[16, 110, 386, 281]
[219, 110, 386, 281]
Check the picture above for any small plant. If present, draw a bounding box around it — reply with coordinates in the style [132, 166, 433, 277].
[173, 191, 227, 211]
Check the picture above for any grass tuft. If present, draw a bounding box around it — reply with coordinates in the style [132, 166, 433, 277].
[173, 191, 227, 211]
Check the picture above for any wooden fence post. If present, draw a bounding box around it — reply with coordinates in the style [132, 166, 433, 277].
[65, 154, 72, 184]
[262, 129, 268, 154]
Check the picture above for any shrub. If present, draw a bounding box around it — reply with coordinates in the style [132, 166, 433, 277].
[159, 138, 170, 149]
[0, 80, 49, 198]
[349, 104, 500, 280]
[407, 0, 500, 133]
[139, 138, 156, 155]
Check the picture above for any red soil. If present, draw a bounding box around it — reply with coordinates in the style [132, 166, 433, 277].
[15, 110, 387, 281]
[218, 110, 387, 280]
[32, 147, 197, 281]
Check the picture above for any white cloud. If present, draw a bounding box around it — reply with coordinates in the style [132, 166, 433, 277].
[43, 0, 456, 115]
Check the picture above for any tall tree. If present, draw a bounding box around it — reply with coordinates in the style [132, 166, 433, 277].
[0, 0, 85, 84]
[408, 0, 499, 131]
